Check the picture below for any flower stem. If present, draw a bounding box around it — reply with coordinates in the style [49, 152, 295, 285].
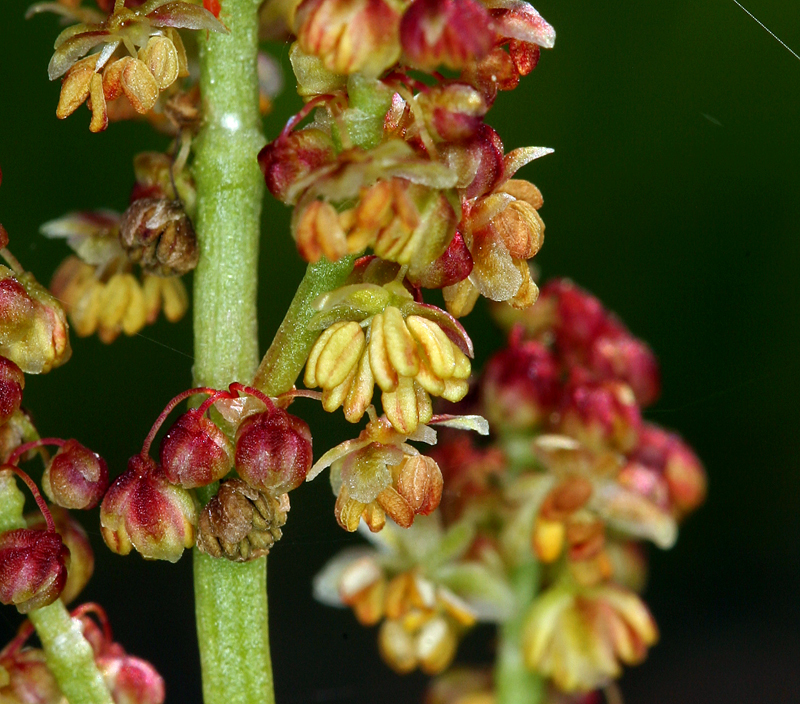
[0, 470, 113, 704]
[28, 604, 113, 704]
[495, 560, 545, 704]
[251, 255, 356, 395]
[191, 0, 272, 703]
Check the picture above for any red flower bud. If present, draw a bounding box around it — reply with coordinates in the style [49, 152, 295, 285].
[0, 649, 62, 703]
[587, 333, 661, 407]
[481, 339, 560, 432]
[400, 0, 494, 71]
[96, 653, 165, 704]
[0, 268, 70, 374]
[559, 378, 642, 454]
[42, 440, 109, 510]
[27, 505, 94, 604]
[160, 410, 235, 488]
[632, 424, 706, 516]
[234, 409, 313, 494]
[540, 279, 608, 356]
[258, 129, 335, 204]
[0, 528, 69, 613]
[0, 356, 24, 426]
[100, 454, 197, 562]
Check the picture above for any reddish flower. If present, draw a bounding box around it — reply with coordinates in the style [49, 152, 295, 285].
[400, 0, 494, 71]
[100, 454, 197, 562]
[43, 439, 109, 510]
[0, 528, 69, 613]
[234, 408, 313, 494]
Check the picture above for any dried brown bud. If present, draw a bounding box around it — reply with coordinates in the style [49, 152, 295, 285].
[197, 479, 290, 562]
[119, 198, 199, 276]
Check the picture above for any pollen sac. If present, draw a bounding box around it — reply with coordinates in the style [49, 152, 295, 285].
[294, 0, 402, 77]
[197, 479, 290, 562]
[160, 410, 235, 489]
[42, 439, 110, 510]
[0, 266, 71, 374]
[100, 454, 197, 563]
[119, 198, 199, 276]
[96, 653, 165, 704]
[234, 409, 313, 494]
[400, 0, 495, 72]
[0, 528, 69, 613]
[394, 454, 443, 516]
[138, 36, 180, 91]
[0, 356, 24, 426]
[26, 505, 94, 605]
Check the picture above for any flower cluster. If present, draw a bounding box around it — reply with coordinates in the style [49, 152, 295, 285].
[259, 0, 554, 320]
[0, 220, 107, 613]
[314, 514, 512, 675]
[0, 210, 162, 703]
[29, 0, 224, 132]
[316, 278, 706, 695]
[44, 152, 197, 343]
[0, 603, 164, 704]
[100, 383, 311, 562]
[303, 260, 474, 433]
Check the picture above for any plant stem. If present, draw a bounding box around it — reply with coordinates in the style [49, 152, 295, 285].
[191, 0, 271, 703]
[0, 469, 113, 704]
[29, 604, 113, 704]
[252, 255, 356, 395]
[495, 560, 545, 704]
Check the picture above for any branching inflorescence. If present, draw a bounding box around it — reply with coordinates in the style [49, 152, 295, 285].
[0, 1, 706, 704]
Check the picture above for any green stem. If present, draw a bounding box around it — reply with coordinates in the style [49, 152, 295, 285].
[496, 560, 545, 704]
[29, 604, 113, 704]
[0, 470, 113, 704]
[251, 255, 356, 395]
[191, 1, 271, 703]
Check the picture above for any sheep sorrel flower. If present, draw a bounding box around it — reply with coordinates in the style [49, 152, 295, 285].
[0, 528, 69, 613]
[303, 268, 474, 433]
[42, 439, 110, 510]
[1, 0, 710, 702]
[31, 0, 225, 132]
[100, 453, 197, 562]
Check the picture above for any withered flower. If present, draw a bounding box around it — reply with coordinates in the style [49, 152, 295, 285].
[197, 479, 290, 562]
[119, 198, 199, 276]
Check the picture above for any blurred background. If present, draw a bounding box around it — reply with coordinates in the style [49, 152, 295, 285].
[1, 1, 799, 702]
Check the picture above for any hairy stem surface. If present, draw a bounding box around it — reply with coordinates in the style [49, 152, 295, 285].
[191, 1, 271, 703]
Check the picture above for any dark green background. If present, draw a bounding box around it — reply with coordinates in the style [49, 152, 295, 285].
[1, 1, 799, 702]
